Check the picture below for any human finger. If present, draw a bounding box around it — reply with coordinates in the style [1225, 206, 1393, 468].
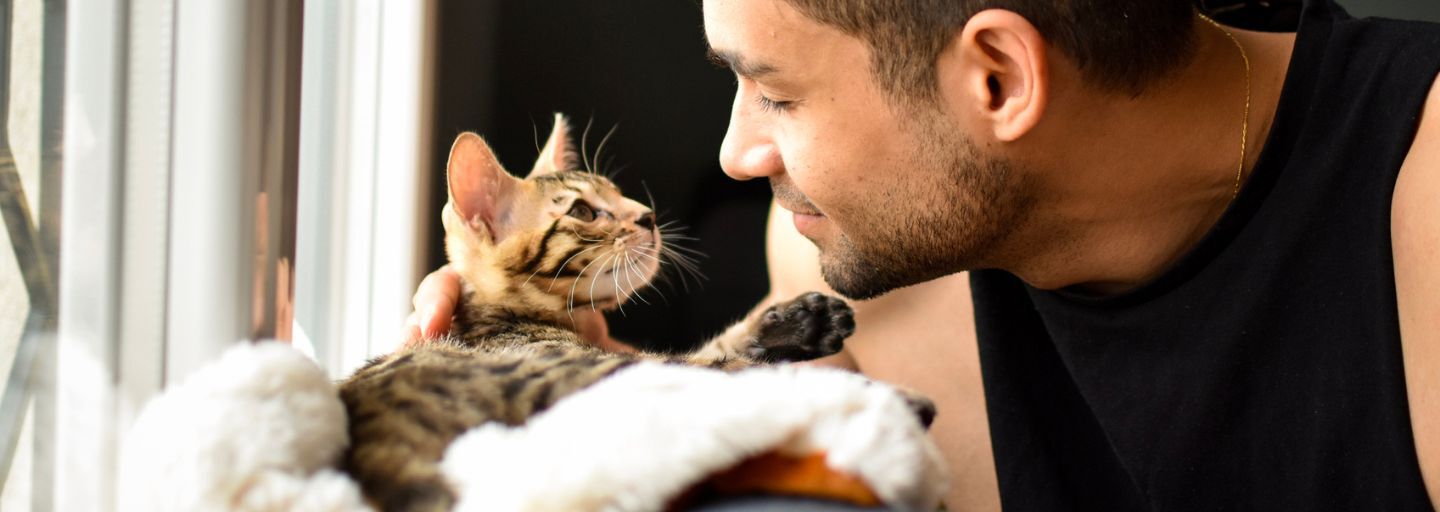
[413, 266, 461, 338]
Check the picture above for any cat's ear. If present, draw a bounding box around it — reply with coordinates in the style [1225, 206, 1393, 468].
[448, 132, 521, 242]
[529, 113, 575, 177]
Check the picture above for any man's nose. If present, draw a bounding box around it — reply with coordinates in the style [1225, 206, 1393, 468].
[719, 101, 783, 181]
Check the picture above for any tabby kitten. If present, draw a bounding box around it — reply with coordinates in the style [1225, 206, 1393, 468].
[339, 115, 855, 512]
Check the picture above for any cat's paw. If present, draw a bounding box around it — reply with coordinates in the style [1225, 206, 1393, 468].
[746, 292, 854, 363]
[895, 386, 938, 429]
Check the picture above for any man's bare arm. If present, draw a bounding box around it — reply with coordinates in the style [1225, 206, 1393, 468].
[1393, 75, 1440, 507]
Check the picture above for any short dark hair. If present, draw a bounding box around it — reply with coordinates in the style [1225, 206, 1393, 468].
[781, 0, 1197, 103]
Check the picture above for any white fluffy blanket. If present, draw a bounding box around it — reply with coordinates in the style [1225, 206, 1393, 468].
[119, 342, 948, 511]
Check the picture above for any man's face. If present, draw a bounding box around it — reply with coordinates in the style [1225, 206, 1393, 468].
[704, 0, 1030, 299]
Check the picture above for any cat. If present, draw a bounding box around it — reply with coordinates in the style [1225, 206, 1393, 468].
[338, 114, 858, 511]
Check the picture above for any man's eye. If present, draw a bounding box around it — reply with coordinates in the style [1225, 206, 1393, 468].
[756, 94, 794, 113]
[567, 201, 597, 222]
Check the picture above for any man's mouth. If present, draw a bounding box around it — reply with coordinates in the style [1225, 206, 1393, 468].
[790, 210, 825, 236]
[770, 179, 823, 217]
[778, 202, 823, 217]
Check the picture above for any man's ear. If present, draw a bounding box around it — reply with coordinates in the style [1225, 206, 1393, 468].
[448, 132, 522, 242]
[529, 113, 576, 177]
[939, 9, 1048, 142]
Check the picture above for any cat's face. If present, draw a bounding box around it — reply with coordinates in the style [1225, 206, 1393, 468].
[443, 115, 661, 311]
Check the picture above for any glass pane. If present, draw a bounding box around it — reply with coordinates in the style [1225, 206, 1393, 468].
[1, 0, 43, 391]
[0, 216, 29, 415]
[1, 0, 61, 507]
[0, 401, 34, 509]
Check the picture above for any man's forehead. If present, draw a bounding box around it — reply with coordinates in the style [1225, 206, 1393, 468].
[702, 0, 846, 80]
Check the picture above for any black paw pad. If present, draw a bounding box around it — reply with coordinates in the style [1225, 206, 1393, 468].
[747, 292, 855, 363]
[900, 391, 937, 430]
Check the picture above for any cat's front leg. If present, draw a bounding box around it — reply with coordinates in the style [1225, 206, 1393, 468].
[687, 292, 854, 367]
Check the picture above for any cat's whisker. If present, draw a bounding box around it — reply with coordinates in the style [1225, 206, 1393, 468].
[593, 255, 611, 313]
[611, 254, 629, 315]
[616, 252, 633, 298]
[586, 251, 618, 312]
[630, 247, 666, 266]
[660, 233, 701, 242]
[643, 187, 692, 250]
[610, 254, 628, 316]
[660, 239, 704, 253]
[622, 251, 659, 303]
[524, 245, 601, 292]
[640, 180, 661, 215]
[665, 256, 703, 276]
[632, 252, 664, 305]
[592, 124, 618, 177]
[622, 251, 651, 306]
[658, 246, 707, 292]
[603, 162, 630, 180]
[671, 260, 706, 285]
[580, 116, 596, 173]
[549, 245, 604, 288]
[630, 249, 674, 292]
[570, 250, 611, 313]
[657, 222, 693, 231]
[658, 246, 704, 270]
[643, 268, 671, 305]
[634, 248, 699, 294]
[656, 221, 691, 231]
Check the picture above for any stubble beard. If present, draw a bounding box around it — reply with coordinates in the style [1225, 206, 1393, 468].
[816, 115, 1029, 300]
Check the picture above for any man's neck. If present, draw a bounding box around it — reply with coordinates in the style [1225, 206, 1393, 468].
[1003, 18, 1296, 294]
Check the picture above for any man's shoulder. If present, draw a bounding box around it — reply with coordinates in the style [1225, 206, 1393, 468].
[1394, 74, 1440, 202]
[1391, 71, 1439, 263]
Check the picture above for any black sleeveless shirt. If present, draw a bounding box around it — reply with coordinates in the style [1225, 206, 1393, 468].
[969, 1, 1440, 510]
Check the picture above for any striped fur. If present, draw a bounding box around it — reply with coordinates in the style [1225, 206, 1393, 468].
[339, 118, 851, 511]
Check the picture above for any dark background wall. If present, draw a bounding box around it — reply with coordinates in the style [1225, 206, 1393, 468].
[428, 0, 1440, 352]
[1343, 0, 1440, 21]
[1203, 1, 1440, 28]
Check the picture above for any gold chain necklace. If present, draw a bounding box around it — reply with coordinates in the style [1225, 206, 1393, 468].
[1199, 13, 1252, 198]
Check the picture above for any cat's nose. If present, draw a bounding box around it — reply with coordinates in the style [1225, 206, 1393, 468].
[635, 213, 656, 231]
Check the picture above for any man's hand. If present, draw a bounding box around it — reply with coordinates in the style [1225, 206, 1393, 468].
[403, 266, 631, 353]
[403, 266, 462, 346]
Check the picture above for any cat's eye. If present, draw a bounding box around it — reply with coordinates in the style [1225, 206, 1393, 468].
[567, 201, 597, 222]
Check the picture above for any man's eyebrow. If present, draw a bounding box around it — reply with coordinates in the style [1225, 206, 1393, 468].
[706, 48, 778, 79]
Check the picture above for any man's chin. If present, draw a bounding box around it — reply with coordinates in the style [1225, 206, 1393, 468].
[817, 256, 908, 301]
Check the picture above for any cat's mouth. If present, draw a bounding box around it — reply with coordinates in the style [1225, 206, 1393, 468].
[592, 257, 659, 285]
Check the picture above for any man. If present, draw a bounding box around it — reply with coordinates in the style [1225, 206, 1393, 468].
[411, 0, 1439, 509]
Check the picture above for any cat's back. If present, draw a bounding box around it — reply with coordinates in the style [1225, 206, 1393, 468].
[339, 334, 637, 510]
[341, 334, 634, 434]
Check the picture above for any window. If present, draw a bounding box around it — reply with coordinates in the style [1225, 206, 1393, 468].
[1, 0, 63, 509]
[296, 0, 437, 378]
[0, 1, 436, 509]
